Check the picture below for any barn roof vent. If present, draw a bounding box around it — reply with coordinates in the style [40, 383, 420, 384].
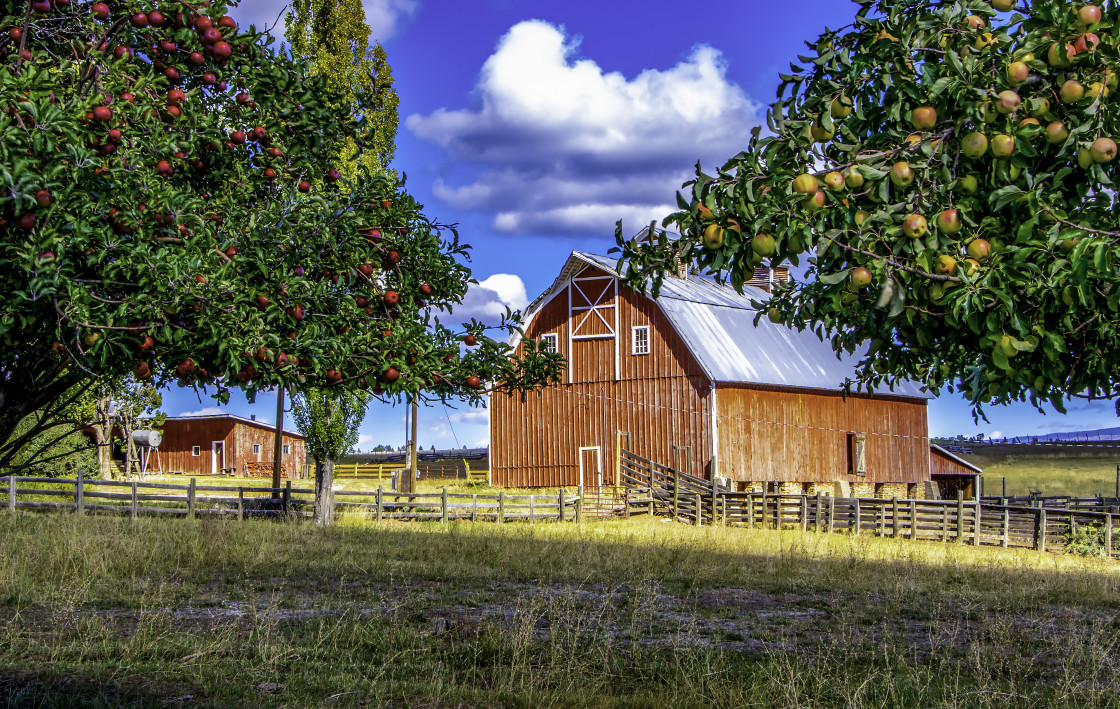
[745, 267, 790, 294]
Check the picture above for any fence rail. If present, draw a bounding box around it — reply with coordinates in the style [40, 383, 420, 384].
[615, 448, 1118, 558]
[1, 475, 582, 525]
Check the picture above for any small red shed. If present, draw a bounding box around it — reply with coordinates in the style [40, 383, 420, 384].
[154, 414, 306, 477]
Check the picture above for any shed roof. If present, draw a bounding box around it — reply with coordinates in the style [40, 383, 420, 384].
[164, 414, 305, 439]
[930, 444, 983, 474]
[521, 251, 930, 399]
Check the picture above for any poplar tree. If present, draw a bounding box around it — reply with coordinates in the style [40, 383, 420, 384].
[285, 0, 399, 178]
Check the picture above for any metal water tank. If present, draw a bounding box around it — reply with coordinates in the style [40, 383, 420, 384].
[131, 430, 162, 447]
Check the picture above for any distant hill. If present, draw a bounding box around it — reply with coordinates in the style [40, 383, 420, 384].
[1014, 427, 1120, 443]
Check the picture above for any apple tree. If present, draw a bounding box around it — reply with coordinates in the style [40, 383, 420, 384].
[618, 0, 1120, 413]
[0, 0, 562, 464]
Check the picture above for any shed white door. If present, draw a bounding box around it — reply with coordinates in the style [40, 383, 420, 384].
[211, 441, 225, 475]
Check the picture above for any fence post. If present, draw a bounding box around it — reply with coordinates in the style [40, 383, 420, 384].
[1039, 508, 1047, 552]
[672, 466, 679, 521]
[878, 503, 885, 537]
[854, 498, 861, 536]
[623, 487, 631, 520]
[442, 487, 449, 524]
[761, 489, 768, 529]
[131, 481, 138, 521]
[828, 495, 835, 535]
[7, 475, 13, 515]
[529, 494, 535, 525]
[798, 495, 807, 532]
[75, 470, 85, 515]
[237, 487, 244, 522]
[648, 459, 655, 493]
[956, 492, 965, 542]
[576, 485, 584, 524]
[187, 477, 196, 519]
[711, 479, 718, 526]
[376, 485, 383, 521]
[1002, 505, 1009, 548]
[747, 494, 754, 529]
[815, 493, 823, 533]
[892, 497, 899, 537]
[942, 505, 950, 542]
[283, 480, 291, 516]
[694, 493, 702, 527]
[472, 494, 478, 523]
[974, 502, 982, 546]
[498, 491, 505, 524]
[559, 488, 566, 522]
[910, 500, 917, 539]
[1105, 513, 1113, 559]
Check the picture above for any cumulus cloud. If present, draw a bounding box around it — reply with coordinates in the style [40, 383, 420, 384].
[450, 274, 529, 324]
[230, 0, 417, 43]
[407, 20, 761, 237]
[448, 410, 489, 426]
[177, 406, 226, 417]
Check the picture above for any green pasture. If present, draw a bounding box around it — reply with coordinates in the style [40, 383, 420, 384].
[963, 452, 1120, 498]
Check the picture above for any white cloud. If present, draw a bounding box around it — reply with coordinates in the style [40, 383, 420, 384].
[230, 0, 417, 43]
[448, 410, 489, 425]
[451, 273, 529, 324]
[357, 434, 374, 447]
[407, 20, 761, 237]
[989, 430, 1002, 439]
[177, 406, 226, 417]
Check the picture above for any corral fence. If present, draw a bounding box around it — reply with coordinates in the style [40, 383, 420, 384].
[617, 449, 1119, 558]
[0, 474, 582, 525]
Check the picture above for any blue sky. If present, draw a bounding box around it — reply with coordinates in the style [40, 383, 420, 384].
[159, 0, 1119, 450]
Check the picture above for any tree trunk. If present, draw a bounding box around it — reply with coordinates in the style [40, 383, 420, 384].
[314, 454, 334, 526]
[94, 396, 114, 479]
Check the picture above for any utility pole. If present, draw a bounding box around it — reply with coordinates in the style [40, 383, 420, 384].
[272, 386, 285, 499]
[403, 396, 419, 494]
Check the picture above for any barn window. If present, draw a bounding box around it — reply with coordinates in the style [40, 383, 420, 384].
[848, 434, 867, 476]
[191, 446, 200, 457]
[252, 444, 261, 456]
[283, 444, 290, 455]
[541, 333, 558, 353]
[631, 326, 650, 355]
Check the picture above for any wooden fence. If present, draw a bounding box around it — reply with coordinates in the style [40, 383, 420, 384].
[616, 449, 1119, 558]
[0, 475, 582, 524]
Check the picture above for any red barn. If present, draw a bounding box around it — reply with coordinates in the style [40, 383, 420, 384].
[153, 414, 306, 477]
[490, 251, 936, 497]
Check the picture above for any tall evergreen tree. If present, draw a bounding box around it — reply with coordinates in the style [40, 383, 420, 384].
[286, 0, 399, 178]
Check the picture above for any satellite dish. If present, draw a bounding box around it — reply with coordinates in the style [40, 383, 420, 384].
[132, 430, 162, 447]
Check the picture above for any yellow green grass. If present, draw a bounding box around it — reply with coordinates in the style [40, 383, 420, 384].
[962, 452, 1120, 497]
[1, 512, 1118, 707]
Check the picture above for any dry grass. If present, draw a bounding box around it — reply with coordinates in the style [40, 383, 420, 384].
[961, 452, 1120, 497]
[1, 512, 1119, 707]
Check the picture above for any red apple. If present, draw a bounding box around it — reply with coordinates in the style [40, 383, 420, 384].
[130, 12, 148, 27]
[139, 335, 154, 350]
[419, 283, 433, 296]
[177, 358, 196, 376]
[167, 88, 185, 106]
[383, 367, 399, 383]
[255, 295, 269, 309]
[463, 334, 477, 347]
[92, 105, 112, 122]
[287, 305, 304, 320]
[149, 10, 165, 25]
[298, 181, 311, 193]
[134, 361, 151, 379]
[34, 189, 53, 207]
[327, 168, 341, 181]
[357, 264, 374, 277]
[156, 160, 173, 176]
[201, 71, 215, 84]
[384, 290, 400, 305]
[17, 213, 35, 231]
[107, 128, 122, 142]
[212, 41, 232, 60]
[466, 375, 482, 390]
[91, 3, 109, 20]
[230, 130, 246, 144]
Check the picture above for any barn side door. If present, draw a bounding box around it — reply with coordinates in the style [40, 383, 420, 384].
[578, 446, 602, 490]
[211, 441, 225, 475]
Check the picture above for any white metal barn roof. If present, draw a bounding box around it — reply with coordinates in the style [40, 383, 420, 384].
[520, 251, 931, 399]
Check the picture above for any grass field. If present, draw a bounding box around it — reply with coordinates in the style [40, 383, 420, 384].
[2, 512, 1119, 707]
[960, 452, 1120, 498]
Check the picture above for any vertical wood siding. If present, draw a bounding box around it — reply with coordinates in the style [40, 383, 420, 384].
[492, 266, 713, 487]
[714, 385, 930, 484]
